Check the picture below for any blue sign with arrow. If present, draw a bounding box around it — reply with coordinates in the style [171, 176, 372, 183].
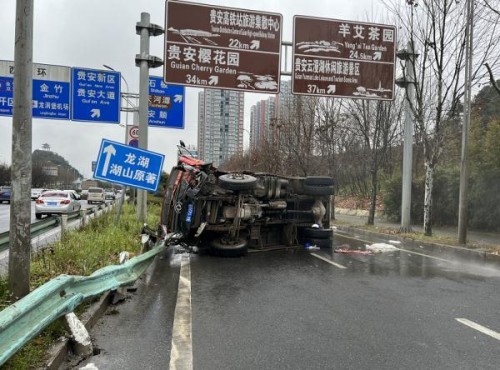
[148, 76, 185, 128]
[93, 139, 165, 191]
[71, 67, 121, 123]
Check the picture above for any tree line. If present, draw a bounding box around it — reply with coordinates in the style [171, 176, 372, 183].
[222, 0, 500, 233]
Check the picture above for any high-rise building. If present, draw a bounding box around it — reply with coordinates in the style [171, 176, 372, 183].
[198, 89, 244, 166]
[249, 79, 293, 150]
[249, 97, 276, 150]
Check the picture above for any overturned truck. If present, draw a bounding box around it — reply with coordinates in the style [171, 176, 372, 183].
[160, 147, 335, 256]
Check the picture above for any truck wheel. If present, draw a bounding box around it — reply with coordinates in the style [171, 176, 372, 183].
[35, 213, 42, 219]
[304, 176, 334, 186]
[218, 173, 257, 191]
[303, 227, 333, 239]
[210, 237, 248, 257]
[303, 184, 334, 196]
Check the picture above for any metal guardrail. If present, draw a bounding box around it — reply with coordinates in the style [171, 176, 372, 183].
[0, 202, 112, 253]
[0, 242, 167, 366]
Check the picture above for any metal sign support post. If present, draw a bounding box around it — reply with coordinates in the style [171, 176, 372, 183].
[9, 0, 34, 300]
[135, 12, 163, 221]
[396, 42, 418, 233]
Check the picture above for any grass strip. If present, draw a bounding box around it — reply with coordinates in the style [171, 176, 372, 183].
[0, 201, 160, 369]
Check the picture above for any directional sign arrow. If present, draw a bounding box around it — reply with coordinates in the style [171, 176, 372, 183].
[101, 144, 116, 176]
[91, 108, 101, 118]
[174, 94, 183, 103]
[327, 85, 336, 94]
[208, 76, 219, 86]
[250, 40, 260, 50]
[373, 51, 382, 61]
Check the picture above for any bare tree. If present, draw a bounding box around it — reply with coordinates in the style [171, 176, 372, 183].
[346, 97, 403, 224]
[279, 96, 319, 176]
[484, 63, 500, 95]
[383, 0, 500, 235]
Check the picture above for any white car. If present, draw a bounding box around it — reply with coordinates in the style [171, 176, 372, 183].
[87, 187, 105, 204]
[35, 190, 82, 219]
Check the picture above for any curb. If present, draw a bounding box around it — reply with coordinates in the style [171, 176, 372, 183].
[335, 208, 383, 217]
[334, 224, 500, 264]
[45, 291, 111, 369]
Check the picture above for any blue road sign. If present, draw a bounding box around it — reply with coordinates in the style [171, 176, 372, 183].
[93, 139, 164, 192]
[71, 68, 121, 123]
[0, 60, 71, 119]
[148, 76, 185, 128]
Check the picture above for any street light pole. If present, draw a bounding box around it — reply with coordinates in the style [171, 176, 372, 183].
[395, 42, 418, 233]
[458, 0, 474, 245]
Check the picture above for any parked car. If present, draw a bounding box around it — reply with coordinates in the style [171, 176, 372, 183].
[159, 144, 334, 256]
[35, 190, 81, 219]
[87, 187, 105, 204]
[105, 189, 116, 200]
[0, 189, 11, 204]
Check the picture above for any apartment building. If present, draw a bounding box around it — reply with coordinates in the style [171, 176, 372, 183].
[197, 89, 244, 167]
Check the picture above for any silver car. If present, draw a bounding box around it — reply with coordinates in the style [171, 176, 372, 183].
[35, 190, 82, 219]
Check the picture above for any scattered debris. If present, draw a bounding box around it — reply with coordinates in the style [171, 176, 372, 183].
[118, 251, 137, 264]
[388, 240, 401, 245]
[365, 243, 398, 252]
[65, 312, 93, 357]
[79, 363, 99, 370]
[335, 249, 374, 255]
[110, 287, 129, 305]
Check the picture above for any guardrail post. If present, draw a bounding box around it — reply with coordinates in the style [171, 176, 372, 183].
[61, 215, 68, 236]
[80, 209, 86, 227]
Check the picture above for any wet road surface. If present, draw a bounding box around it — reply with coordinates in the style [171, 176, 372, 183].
[77, 233, 500, 369]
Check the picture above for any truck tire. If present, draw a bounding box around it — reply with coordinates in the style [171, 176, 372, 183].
[304, 176, 334, 186]
[210, 237, 248, 257]
[303, 227, 333, 239]
[303, 184, 334, 196]
[218, 174, 257, 192]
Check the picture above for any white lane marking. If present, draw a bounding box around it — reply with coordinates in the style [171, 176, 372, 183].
[393, 248, 451, 263]
[169, 253, 193, 370]
[310, 253, 347, 269]
[456, 318, 500, 341]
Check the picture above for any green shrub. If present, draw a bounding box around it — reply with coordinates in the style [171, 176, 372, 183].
[382, 167, 460, 226]
[468, 170, 500, 231]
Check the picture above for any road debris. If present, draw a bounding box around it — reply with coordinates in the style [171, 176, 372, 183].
[365, 243, 399, 252]
[334, 249, 374, 255]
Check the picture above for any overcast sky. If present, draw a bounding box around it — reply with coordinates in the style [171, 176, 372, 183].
[0, 0, 385, 178]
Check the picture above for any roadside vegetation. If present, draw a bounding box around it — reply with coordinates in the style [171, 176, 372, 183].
[222, 1, 500, 238]
[0, 201, 160, 369]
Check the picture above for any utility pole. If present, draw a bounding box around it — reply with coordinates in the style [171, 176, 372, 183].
[458, 0, 474, 245]
[135, 12, 163, 222]
[9, 0, 34, 300]
[396, 42, 418, 233]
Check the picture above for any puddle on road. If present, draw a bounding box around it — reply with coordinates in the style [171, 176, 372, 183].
[327, 235, 500, 281]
